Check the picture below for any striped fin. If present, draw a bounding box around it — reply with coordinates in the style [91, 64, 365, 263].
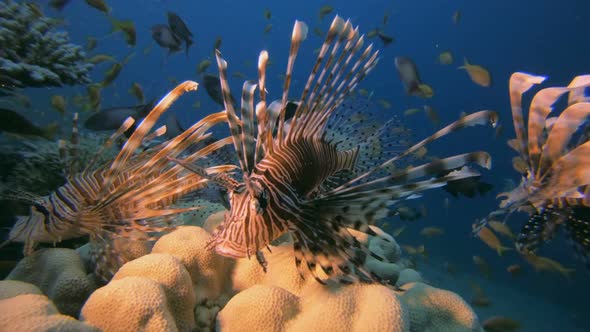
[83, 117, 135, 173]
[508, 72, 547, 165]
[255, 51, 269, 163]
[567, 75, 590, 104]
[215, 50, 249, 175]
[240, 80, 258, 172]
[539, 102, 590, 179]
[331, 110, 498, 192]
[527, 87, 569, 175]
[101, 81, 199, 196]
[142, 125, 167, 144]
[290, 16, 346, 128]
[544, 140, 590, 195]
[69, 113, 80, 175]
[331, 152, 491, 197]
[276, 20, 308, 144]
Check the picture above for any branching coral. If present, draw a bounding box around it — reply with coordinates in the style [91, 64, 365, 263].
[0, 0, 92, 88]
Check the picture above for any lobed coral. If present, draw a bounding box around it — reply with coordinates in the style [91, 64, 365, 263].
[3, 225, 482, 331]
[0, 0, 92, 88]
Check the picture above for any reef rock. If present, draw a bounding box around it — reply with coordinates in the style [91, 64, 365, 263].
[0, 0, 92, 88]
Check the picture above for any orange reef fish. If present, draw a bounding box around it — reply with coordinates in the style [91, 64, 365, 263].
[459, 58, 492, 87]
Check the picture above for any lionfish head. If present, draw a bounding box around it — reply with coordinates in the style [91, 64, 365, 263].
[208, 180, 274, 258]
[8, 201, 53, 254]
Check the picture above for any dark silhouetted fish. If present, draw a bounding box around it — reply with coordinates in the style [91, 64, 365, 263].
[164, 114, 184, 139]
[49, 0, 71, 11]
[441, 171, 493, 198]
[151, 24, 182, 54]
[202, 74, 235, 106]
[0, 108, 58, 140]
[167, 12, 193, 56]
[84, 100, 155, 137]
[394, 56, 423, 96]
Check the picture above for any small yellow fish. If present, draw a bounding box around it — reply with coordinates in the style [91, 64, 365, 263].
[473, 255, 491, 279]
[313, 27, 324, 37]
[319, 5, 333, 20]
[128, 82, 144, 104]
[468, 281, 491, 307]
[85, 0, 110, 14]
[264, 24, 272, 34]
[438, 51, 454, 65]
[413, 146, 428, 159]
[424, 105, 440, 126]
[475, 225, 512, 256]
[87, 84, 101, 111]
[86, 37, 98, 52]
[366, 29, 379, 39]
[192, 100, 201, 109]
[197, 59, 212, 74]
[420, 226, 445, 238]
[417, 84, 434, 98]
[506, 264, 521, 276]
[377, 99, 392, 109]
[232, 72, 246, 79]
[50, 95, 67, 115]
[111, 18, 136, 46]
[482, 316, 521, 332]
[263, 8, 271, 20]
[488, 221, 515, 240]
[358, 88, 370, 97]
[101, 63, 123, 87]
[143, 44, 153, 55]
[88, 54, 116, 64]
[392, 226, 405, 237]
[404, 108, 422, 116]
[523, 253, 575, 279]
[459, 58, 492, 87]
[452, 10, 461, 24]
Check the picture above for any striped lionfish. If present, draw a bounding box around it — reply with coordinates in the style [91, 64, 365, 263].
[1, 82, 237, 280]
[474, 72, 590, 269]
[171, 16, 499, 284]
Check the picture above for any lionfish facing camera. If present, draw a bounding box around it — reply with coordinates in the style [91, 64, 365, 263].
[171, 16, 498, 284]
[474, 72, 590, 269]
[2, 82, 237, 281]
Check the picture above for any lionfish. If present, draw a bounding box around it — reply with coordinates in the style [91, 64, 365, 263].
[474, 72, 590, 269]
[2, 82, 236, 280]
[172, 16, 498, 284]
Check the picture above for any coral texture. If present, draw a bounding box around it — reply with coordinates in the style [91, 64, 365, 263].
[0, 0, 92, 88]
[6, 248, 96, 318]
[0, 280, 97, 332]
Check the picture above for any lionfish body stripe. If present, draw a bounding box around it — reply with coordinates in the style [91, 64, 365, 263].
[476, 72, 590, 270]
[6, 81, 235, 281]
[188, 15, 497, 284]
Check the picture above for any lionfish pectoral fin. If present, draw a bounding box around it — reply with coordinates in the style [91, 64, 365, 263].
[565, 212, 590, 269]
[255, 250, 268, 273]
[515, 209, 561, 255]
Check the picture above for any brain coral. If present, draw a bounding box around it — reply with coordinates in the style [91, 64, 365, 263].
[0, 280, 97, 332]
[6, 248, 96, 318]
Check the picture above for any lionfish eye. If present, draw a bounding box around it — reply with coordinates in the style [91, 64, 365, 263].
[32, 203, 50, 218]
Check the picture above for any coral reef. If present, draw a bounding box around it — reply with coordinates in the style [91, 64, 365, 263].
[0, 0, 92, 88]
[5, 248, 97, 317]
[0, 281, 97, 331]
[2, 224, 482, 331]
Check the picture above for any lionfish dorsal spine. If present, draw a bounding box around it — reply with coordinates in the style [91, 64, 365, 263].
[507, 72, 546, 169]
[83, 117, 135, 173]
[276, 20, 309, 145]
[240, 80, 258, 173]
[100, 81, 199, 196]
[527, 86, 570, 178]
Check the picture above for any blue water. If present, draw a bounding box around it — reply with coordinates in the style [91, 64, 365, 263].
[8, 0, 590, 330]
